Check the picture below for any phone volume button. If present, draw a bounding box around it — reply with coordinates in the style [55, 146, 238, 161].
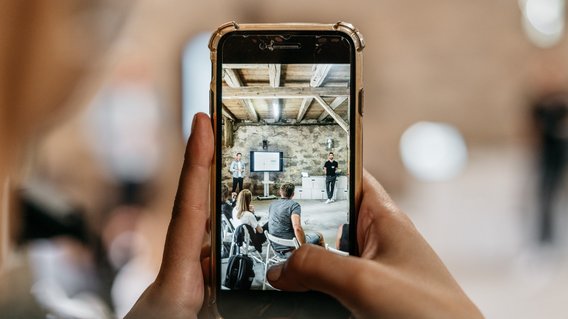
[209, 89, 214, 116]
[358, 88, 365, 116]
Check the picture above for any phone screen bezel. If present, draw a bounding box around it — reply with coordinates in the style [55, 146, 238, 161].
[214, 30, 357, 317]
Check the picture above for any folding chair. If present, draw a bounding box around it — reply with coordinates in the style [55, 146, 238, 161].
[263, 231, 300, 290]
[220, 214, 236, 258]
[230, 224, 265, 265]
[221, 214, 236, 244]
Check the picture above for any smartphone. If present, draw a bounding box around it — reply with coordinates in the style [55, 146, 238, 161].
[208, 21, 364, 318]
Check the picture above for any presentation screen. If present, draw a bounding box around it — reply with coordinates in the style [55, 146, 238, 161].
[250, 151, 283, 172]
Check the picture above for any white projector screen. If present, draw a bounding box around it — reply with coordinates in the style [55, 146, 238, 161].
[250, 151, 283, 172]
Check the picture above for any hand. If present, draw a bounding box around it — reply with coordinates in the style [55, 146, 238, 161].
[125, 113, 213, 319]
[249, 204, 255, 213]
[267, 170, 484, 319]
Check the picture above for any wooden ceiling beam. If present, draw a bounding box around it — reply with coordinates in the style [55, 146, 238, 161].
[314, 95, 349, 132]
[222, 86, 349, 99]
[223, 68, 242, 87]
[296, 64, 332, 122]
[318, 96, 347, 121]
[222, 105, 236, 121]
[224, 64, 269, 69]
[268, 64, 281, 88]
[310, 64, 332, 87]
[223, 68, 259, 122]
[297, 98, 313, 122]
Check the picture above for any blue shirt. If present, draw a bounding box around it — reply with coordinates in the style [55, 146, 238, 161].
[230, 160, 245, 178]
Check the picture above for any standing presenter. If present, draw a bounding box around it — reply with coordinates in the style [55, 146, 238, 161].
[323, 152, 338, 203]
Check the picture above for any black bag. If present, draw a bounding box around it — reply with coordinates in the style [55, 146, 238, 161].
[220, 242, 231, 258]
[224, 254, 255, 290]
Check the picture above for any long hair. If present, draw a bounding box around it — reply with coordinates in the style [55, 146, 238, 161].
[235, 189, 252, 219]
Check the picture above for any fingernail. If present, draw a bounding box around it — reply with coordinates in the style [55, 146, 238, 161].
[267, 263, 283, 282]
[190, 113, 199, 134]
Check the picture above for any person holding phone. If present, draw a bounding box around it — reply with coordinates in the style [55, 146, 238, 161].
[0, 4, 482, 317]
[125, 113, 483, 319]
[229, 152, 245, 193]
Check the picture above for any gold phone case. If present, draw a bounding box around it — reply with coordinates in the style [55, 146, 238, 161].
[207, 21, 364, 318]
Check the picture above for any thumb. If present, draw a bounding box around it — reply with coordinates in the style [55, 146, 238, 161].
[267, 245, 374, 312]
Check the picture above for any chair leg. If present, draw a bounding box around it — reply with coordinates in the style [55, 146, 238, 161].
[263, 246, 271, 290]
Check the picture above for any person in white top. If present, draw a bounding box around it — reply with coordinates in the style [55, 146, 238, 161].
[232, 189, 263, 234]
[232, 189, 267, 252]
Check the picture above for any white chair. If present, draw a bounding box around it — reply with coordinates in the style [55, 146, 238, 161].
[230, 224, 265, 265]
[221, 214, 236, 244]
[220, 214, 236, 258]
[263, 231, 300, 290]
[325, 243, 349, 256]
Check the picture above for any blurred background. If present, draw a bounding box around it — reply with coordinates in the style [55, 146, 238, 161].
[2, 0, 568, 318]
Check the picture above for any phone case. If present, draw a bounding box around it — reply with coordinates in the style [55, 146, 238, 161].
[207, 21, 364, 318]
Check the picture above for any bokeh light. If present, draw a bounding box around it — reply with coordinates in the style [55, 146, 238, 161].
[400, 122, 468, 182]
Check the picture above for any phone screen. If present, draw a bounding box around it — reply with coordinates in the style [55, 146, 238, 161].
[213, 30, 357, 316]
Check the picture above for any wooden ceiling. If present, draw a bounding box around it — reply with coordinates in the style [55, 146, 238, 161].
[222, 64, 350, 131]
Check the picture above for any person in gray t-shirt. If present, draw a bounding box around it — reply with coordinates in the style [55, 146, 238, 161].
[268, 183, 324, 251]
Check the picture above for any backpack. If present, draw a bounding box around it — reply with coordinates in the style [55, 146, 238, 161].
[220, 242, 231, 258]
[223, 254, 254, 290]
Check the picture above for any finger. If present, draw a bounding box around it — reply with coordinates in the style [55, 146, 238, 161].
[201, 245, 211, 284]
[267, 245, 383, 312]
[358, 170, 404, 251]
[159, 112, 213, 278]
[362, 169, 396, 211]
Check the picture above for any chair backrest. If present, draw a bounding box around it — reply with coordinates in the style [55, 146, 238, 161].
[262, 231, 299, 290]
[264, 231, 300, 250]
[221, 213, 235, 233]
[233, 224, 252, 245]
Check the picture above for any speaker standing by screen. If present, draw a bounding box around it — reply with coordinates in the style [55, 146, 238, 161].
[230, 152, 245, 193]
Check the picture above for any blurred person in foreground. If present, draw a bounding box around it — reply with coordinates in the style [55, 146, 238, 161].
[0, 1, 131, 317]
[0, 2, 483, 318]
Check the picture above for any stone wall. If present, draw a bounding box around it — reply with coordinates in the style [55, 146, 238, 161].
[222, 124, 348, 196]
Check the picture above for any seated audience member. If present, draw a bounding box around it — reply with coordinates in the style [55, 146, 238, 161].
[268, 183, 325, 252]
[232, 190, 264, 235]
[220, 184, 236, 221]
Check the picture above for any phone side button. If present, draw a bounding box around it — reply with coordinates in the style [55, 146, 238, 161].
[358, 88, 365, 116]
[209, 89, 214, 116]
